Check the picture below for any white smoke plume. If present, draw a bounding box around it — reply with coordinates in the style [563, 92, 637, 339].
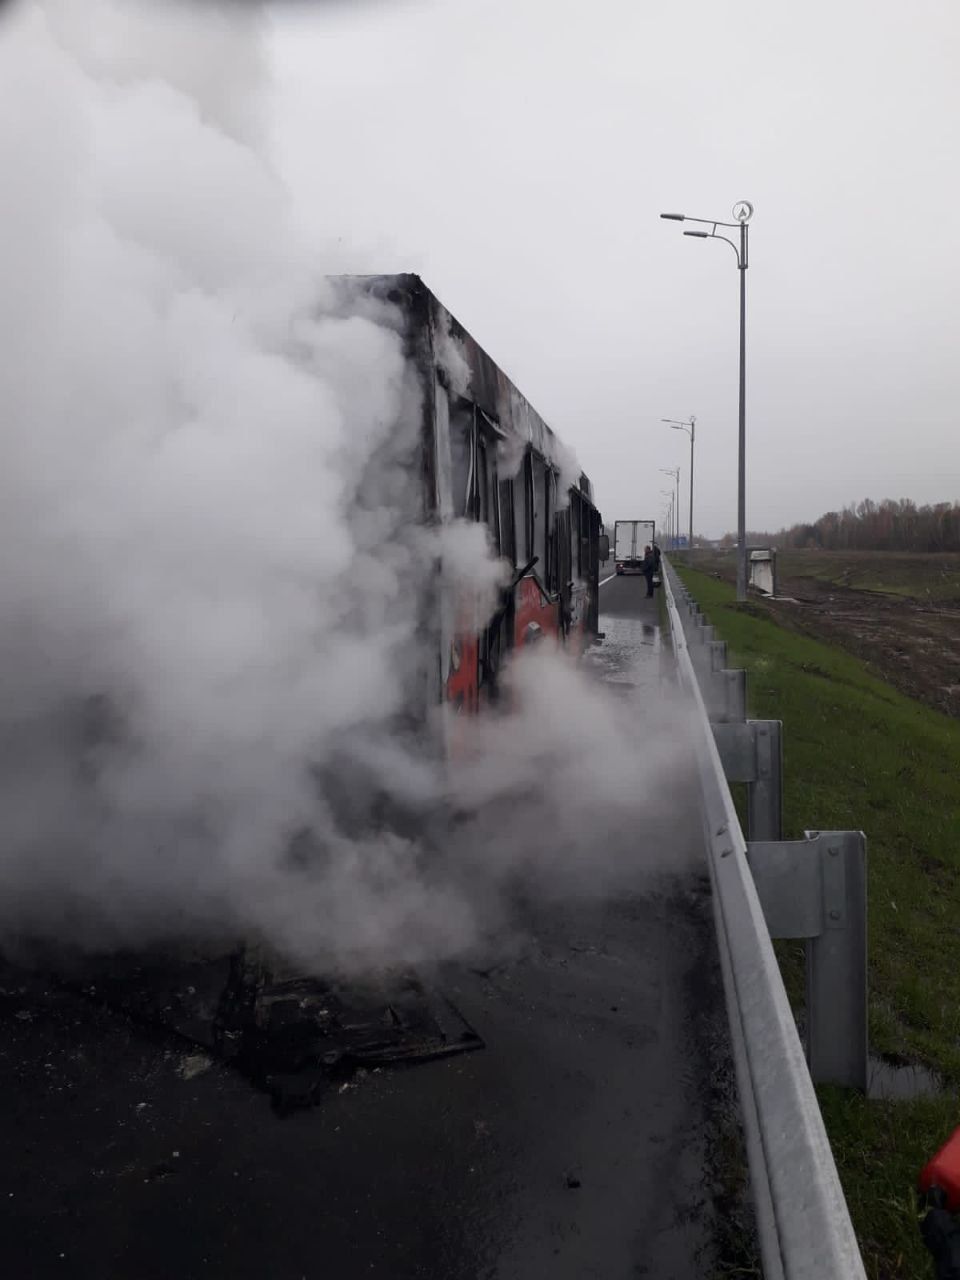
[0, 0, 692, 975]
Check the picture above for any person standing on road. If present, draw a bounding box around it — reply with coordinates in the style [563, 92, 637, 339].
[651, 543, 663, 593]
[641, 545, 656, 598]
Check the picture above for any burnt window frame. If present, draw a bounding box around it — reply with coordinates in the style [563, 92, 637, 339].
[477, 432, 490, 529]
[544, 465, 561, 593]
[513, 454, 529, 564]
[526, 450, 537, 565]
[570, 490, 582, 578]
[499, 473, 516, 567]
[448, 396, 477, 521]
[530, 452, 547, 586]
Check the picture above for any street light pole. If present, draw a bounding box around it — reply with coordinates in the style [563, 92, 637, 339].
[660, 203, 753, 599]
[662, 416, 696, 549]
[737, 218, 747, 598]
[660, 467, 680, 549]
[660, 489, 675, 548]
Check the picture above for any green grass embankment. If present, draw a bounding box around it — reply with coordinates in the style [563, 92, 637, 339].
[674, 565, 960, 1280]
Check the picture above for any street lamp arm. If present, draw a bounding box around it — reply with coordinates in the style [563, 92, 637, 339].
[662, 415, 695, 443]
[661, 212, 740, 229]
[685, 230, 742, 266]
[712, 234, 742, 265]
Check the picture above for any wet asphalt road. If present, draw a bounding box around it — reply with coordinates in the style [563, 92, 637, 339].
[0, 575, 741, 1280]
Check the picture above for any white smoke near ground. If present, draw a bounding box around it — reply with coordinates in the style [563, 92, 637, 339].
[0, 0, 693, 976]
[437, 521, 510, 631]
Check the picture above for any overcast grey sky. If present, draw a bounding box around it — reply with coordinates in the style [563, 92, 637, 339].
[268, 0, 959, 537]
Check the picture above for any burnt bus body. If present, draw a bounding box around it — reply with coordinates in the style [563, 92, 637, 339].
[51, 277, 607, 1107]
[352, 274, 606, 722]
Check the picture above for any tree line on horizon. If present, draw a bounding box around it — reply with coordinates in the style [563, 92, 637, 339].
[716, 498, 960, 553]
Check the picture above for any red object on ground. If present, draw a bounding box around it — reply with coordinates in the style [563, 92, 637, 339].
[920, 1128, 960, 1212]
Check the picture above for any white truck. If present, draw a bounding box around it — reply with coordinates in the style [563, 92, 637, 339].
[614, 520, 656, 575]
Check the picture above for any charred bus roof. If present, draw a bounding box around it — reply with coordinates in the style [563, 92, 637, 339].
[331, 274, 595, 505]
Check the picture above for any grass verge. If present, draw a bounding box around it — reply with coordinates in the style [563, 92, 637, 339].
[675, 564, 960, 1280]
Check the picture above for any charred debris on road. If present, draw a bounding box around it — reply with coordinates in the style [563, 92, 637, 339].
[10, 945, 482, 1114]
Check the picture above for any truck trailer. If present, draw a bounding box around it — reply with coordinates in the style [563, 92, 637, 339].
[614, 519, 656, 575]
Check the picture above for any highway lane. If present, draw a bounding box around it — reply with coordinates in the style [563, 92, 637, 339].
[589, 568, 666, 694]
[0, 573, 749, 1279]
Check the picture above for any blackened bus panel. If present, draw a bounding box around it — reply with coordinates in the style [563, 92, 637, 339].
[336, 275, 604, 719]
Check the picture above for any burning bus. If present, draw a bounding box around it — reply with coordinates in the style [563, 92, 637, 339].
[349, 274, 607, 721]
[24, 276, 609, 1106]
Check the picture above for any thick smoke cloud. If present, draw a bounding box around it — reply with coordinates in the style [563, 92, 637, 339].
[0, 0, 690, 974]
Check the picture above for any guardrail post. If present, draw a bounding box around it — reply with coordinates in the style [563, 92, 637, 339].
[747, 830, 868, 1090]
[712, 718, 783, 841]
[806, 830, 869, 1089]
[747, 720, 783, 841]
[721, 668, 746, 723]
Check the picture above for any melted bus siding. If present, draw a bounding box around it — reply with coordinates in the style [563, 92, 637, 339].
[349, 275, 606, 721]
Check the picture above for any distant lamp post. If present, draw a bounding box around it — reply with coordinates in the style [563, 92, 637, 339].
[660, 467, 680, 549]
[662, 416, 696, 549]
[660, 488, 676, 549]
[660, 203, 753, 599]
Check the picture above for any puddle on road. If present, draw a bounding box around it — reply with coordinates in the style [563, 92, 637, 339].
[868, 1056, 947, 1101]
[584, 615, 663, 692]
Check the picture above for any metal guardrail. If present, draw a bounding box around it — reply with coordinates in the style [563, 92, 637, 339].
[662, 558, 868, 1280]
